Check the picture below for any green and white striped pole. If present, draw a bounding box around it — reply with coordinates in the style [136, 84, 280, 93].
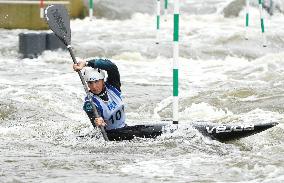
[156, 0, 161, 44]
[173, 0, 179, 125]
[164, 0, 168, 22]
[245, 0, 249, 40]
[258, 0, 267, 47]
[89, 0, 94, 19]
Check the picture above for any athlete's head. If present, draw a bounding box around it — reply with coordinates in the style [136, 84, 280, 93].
[83, 67, 105, 94]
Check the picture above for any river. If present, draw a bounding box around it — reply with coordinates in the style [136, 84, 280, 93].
[0, 0, 283, 182]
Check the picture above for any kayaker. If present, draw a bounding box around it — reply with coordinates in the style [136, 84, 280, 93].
[73, 59, 126, 131]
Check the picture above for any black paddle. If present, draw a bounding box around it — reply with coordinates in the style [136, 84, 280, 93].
[44, 5, 109, 141]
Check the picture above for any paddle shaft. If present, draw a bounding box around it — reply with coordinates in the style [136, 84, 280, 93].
[67, 46, 109, 141]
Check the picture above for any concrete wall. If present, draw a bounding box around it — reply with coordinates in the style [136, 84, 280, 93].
[0, 0, 86, 30]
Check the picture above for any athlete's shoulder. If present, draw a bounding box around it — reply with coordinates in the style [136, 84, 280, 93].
[105, 82, 122, 98]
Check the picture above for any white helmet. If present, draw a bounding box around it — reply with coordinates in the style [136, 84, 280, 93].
[83, 67, 105, 82]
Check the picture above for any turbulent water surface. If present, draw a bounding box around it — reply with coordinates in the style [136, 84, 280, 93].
[0, 0, 284, 182]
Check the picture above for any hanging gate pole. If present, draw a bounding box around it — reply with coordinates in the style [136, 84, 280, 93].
[173, 0, 179, 125]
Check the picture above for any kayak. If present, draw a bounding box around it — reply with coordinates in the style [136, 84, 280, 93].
[105, 122, 278, 142]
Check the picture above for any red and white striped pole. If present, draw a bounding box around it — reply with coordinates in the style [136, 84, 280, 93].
[40, 0, 44, 18]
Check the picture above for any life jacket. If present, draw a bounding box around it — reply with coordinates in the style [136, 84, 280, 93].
[88, 82, 126, 130]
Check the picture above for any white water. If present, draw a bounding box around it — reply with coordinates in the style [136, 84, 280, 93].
[0, 0, 284, 182]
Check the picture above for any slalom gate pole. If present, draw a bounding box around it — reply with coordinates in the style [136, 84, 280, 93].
[164, 0, 168, 22]
[156, 0, 161, 44]
[89, 0, 94, 19]
[245, 0, 249, 40]
[173, 0, 179, 125]
[258, 0, 267, 47]
[40, 0, 44, 18]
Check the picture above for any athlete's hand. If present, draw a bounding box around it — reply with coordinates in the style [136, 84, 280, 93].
[95, 117, 106, 127]
[73, 60, 86, 71]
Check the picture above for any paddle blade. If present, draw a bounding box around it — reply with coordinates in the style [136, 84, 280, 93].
[44, 5, 71, 46]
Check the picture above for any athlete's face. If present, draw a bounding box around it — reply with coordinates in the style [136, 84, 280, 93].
[87, 80, 104, 94]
